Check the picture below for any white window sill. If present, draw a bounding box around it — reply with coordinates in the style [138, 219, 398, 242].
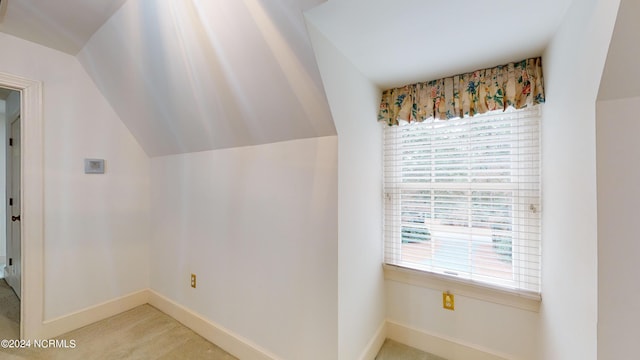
[383, 264, 541, 312]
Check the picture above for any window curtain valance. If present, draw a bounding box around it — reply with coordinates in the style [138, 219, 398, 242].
[378, 57, 545, 126]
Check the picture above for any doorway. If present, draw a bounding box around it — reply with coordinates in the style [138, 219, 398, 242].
[0, 87, 20, 339]
[0, 72, 42, 341]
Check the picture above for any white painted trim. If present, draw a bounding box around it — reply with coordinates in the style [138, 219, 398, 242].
[357, 320, 387, 360]
[0, 72, 43, 340]
[147, 289, 280, 360]
[386, 320, 511, 360]
[35, 289, 280, 359]
[384, 265, 541, 312]
[1, 283, 513, 360]
[40, 289, 149, 339]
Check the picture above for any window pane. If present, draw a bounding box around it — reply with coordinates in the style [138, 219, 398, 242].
[384, 108, 541, 293]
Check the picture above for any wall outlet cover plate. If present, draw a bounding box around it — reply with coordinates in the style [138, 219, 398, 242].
[443, 292, 455, 311]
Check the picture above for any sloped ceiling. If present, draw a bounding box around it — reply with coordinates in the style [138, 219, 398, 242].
[306, 0, 574, 89]
[598, 0, 640, 101]
[0, 0, 336, 157]
[78, 0, 335, 156]
[0, 0, 127, 55]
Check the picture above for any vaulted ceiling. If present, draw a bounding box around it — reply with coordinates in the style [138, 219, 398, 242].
[0, 0, 127, 55]
[0, 0, 336, 156]
[0, 0, 577, 156]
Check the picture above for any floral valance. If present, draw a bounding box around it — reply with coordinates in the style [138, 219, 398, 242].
[378, 57, 545, 126]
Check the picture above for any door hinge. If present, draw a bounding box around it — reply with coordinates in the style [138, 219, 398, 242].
[9, 198, 12, 206]
[9, 138, 12, 147]
[8, 258, 12, 266]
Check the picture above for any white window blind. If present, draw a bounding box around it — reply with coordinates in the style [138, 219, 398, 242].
[383, 107, 541, 294]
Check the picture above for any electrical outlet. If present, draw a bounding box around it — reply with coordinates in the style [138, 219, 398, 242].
[190, 274, 197, 288]
[443, 292, 455, 311]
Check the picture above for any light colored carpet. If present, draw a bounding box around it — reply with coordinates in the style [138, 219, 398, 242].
[1, 305, 237, 360]
[0, 278, 20, 340]
[376, 339, 448, 360]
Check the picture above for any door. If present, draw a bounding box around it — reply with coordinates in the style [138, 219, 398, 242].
[6, 116, 20, 299]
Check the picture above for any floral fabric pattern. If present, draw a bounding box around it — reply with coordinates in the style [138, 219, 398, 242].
[378, 57, 545, 126]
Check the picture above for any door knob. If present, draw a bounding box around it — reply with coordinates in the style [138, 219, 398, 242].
[11, 215, 20, 222]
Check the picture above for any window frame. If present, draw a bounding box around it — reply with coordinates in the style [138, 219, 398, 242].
[382, 107, 542, 302]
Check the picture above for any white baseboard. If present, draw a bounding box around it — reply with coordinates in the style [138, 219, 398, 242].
[40, 289, 149, 339]
[34, 290, 511, 360]
[33, 289, 281, 359]
[386, 320, 510, 360]
[147, 289, 280, 360]
[358, 320, 387, 360]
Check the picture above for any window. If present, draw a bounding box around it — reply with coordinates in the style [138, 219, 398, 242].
[383, 107, 541, 294]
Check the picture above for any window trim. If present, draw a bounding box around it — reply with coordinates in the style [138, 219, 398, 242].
[384, 264, 541, 312]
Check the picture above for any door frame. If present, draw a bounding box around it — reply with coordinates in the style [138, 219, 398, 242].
[0, 72, 43, 340]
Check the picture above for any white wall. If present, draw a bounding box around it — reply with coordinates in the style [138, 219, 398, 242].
[0, 98, 4, 264]
[540, 0, 620, 359]
[307, 9, 539, 360]
[309, 0, 623, 358]
[3, 90, 19, 273]
[0, 32, 150, 320]
[386, 281, 542, 358]
[149, 136, 338, 360]
[596, 96, 640, 359]
[3, 90, 18, 284]
[305, 20, 386, 360]
[5, 91, 19, 119]
[596, 0, 640, 102]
